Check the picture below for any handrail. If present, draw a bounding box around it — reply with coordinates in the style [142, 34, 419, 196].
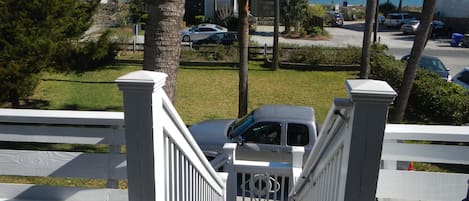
[161, 91, 225, 192]
[288, 98, 352, 197]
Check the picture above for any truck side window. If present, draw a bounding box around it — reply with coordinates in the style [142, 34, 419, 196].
[244, 122, 281, 145]
[287, 123, 309, 146]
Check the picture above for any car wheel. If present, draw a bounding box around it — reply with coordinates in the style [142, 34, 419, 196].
[182, 35, 190, 42]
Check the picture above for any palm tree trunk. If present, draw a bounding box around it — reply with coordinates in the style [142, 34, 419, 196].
[272, 0, 280, 70]
[390, 0, 437, 123]
[359, 0, 377, 79]
[143, 0, 185, 102]
[238, 0, 249, 117]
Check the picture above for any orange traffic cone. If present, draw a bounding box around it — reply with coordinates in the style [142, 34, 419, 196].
[407, 161, 415, 171]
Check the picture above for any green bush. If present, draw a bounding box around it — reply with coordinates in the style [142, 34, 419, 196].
[180, 45, 238, 62]
[284, 46, 361, 65]
[194, 15, 205, 24]
[53, 30, 119, 73]
[370, 45, 469, 125]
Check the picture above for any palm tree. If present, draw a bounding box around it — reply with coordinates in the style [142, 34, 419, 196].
[359, 0, 377, 78]
[238, 0, 249, 117]
[390, 0, 437, 122]
[143, 0, 185, 102]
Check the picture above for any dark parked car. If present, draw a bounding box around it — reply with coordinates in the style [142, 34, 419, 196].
[192, 31, 238, 46]
[401, 55, 451, 81]
[452, 67, 469, 90]
[326, 12, 344, 27]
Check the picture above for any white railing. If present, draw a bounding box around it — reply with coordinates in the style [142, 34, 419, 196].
[289, 80, 397, 201]
[222, 143, 304, 201]
[377, 124, 469, 201]
[0, 109, 128, 201]
[0, 70, 226, 201]
[116, 70, 227, 201]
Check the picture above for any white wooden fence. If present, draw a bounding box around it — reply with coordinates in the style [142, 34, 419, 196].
[288, 80, 398, 201]
[0, 109, 128, 201]
[0, 70, 227, 201]
[116, 70, 227, 201]
[377, 124, 469, 201]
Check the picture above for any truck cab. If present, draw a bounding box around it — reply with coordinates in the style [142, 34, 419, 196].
[189, 105, 318, 162]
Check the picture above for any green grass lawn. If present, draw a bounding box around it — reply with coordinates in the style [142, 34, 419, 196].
[32, 62, 357, 125]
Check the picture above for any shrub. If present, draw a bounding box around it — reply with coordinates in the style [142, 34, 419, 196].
[53, 30, 119, 73]
[195, 15, 205, 24]
[284, 46, 361, 65]
[370, 45, 469, 125]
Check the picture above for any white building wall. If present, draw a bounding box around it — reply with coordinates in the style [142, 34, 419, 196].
[436, 0, 469, 18]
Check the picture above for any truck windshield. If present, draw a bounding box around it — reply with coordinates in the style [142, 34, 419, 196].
[227, 111, 254, 138]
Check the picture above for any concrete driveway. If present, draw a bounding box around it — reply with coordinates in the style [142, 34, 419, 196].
[251, 21, 469, 76]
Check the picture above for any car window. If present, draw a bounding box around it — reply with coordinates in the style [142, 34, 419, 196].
[287, 123, 309, 146]
[244, 122, 281, 145]
[215, 25, 224, 30]
[198, 28, 215, 32]
[456, 71, 469, 85]
[420, 58, 446, 72]
[225, 33, 236, 40]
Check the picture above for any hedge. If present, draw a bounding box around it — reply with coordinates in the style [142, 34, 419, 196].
[370, 45, 469, 125]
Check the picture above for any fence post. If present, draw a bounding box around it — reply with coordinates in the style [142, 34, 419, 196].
[223, 143, 237, 201]
[341, 80, 397, 201]
[291, 146, 304, 186]
[116, 70, 168, 201]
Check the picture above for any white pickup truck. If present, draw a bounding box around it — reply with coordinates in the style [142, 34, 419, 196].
[189, 105, 318, 162]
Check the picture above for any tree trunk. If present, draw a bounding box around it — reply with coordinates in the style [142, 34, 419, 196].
[238, 0, 249, 117]
[143, 0, 185, 102]
[397, 0, 402, 12]
[390, 0, 437, 123]
[359, 0, 377, 79]
[272, 0, 280, 70]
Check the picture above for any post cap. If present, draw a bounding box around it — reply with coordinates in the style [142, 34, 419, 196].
[116, 70, 167, 92]
[346, 80, 397, 104]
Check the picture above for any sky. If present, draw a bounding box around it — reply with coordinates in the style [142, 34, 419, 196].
[308, 0, 424, 7]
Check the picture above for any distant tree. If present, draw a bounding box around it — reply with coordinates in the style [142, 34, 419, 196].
[0, 0, 99, 107]
[379, 1, 397, 16]
[129, 0, 147, 24]
[281, 0, 309, 33]
[184, 0, 204, 25]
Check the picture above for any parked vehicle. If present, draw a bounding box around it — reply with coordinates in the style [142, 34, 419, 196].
[378, 15, 386, 24]
[192, 31, 238, 46]
[400, 20, 420, 34]
[326, 12, 344, 27]
[189, 105, 318, 162]
[452, 67, 469, 90]
[401, 55, 451, 81]
[181, 24, 228, 42]
[384, 13, 416, 27]
[400, 20, 448, 37]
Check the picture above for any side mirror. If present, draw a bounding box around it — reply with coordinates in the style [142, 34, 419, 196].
[237, 137, 245, 146]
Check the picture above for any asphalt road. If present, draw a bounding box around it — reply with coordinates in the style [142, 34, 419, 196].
[252, 21, 469, 76]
